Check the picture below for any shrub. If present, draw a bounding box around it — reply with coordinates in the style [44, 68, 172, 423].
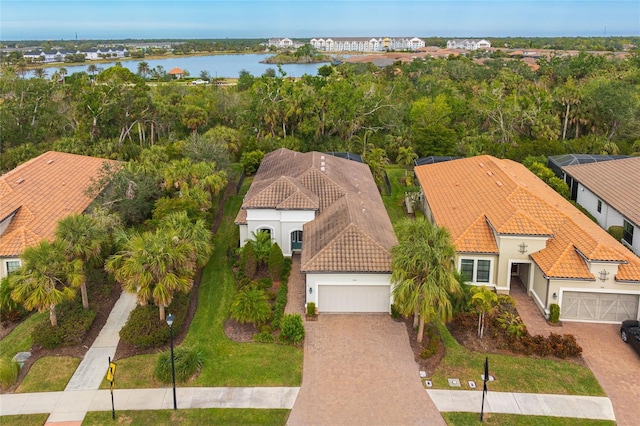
[306, 302, 316, 317]
[32, 301, 96, 349]
[253, 332, 275, 343]
[420, 325, 440, 359]
[0, 358, 20, 390]
[549, 303, 560, 324]
[155, 346, 204, 383]
[280, 314, 305, 344]
[256, 277, 273, 290]
[241, 243, 257, 278]
[230, 285, 272, 326]
[547, 333, 582, 358]
[120, 292, 188, 348]
[268, 243, 284, 281]
[608, 225, 624, 242]
[390, 303, 401, 319]
[271, 282, 288, 330]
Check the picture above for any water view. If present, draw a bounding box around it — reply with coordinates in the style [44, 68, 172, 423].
[34, 53, 336, 79]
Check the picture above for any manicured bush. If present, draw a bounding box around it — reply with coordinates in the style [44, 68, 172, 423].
[155, 346, 204, 383]
[268, 243, 284, 281]
[608, 225, 624, 242]
[420, 325, 440, 359]
[279, 314, 305, 345]
[271, 282, 288, 330]
[241, 243, 257, 279]
[306, 302, 316, 317]
[253, 332, 275, 343]
[120, 292, 188, 348]
[0, 358, 20, 390]
[281, 257, 292, 282]
[390, 303, 401, 319]
[547, 333, 582, 358]
[32, 301, 96, 349]
[549, 303, 560, 324]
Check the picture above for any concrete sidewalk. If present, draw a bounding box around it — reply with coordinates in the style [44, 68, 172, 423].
[427, 389, 615, 421]
[0, 387, 300, 422]
[64, 291, 137, 392]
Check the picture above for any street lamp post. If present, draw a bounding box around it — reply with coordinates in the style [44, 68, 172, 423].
[166, 313, 177, 410]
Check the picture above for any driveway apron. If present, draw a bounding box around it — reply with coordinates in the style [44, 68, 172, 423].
[287, 314, 445, 426]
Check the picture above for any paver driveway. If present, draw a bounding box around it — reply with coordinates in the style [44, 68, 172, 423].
[287, 314, 445, 426]
[512, 284, 640, 426]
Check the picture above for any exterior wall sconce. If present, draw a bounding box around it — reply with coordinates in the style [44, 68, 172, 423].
[599, 270, 610, 282]
[518, 243, 528, 254]
[552, 292, 557, 300]
[309, 287, 313, 294]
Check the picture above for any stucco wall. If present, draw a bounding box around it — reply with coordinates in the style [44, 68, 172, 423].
[495, 235, 548, 291]
[243, 208, 315, 256]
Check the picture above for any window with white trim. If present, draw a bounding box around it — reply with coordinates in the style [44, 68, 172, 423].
[460, 258, 491, 283]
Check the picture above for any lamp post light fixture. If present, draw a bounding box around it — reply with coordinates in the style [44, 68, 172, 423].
[166, 313, 177, 410]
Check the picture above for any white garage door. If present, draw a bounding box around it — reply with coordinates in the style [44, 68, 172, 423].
[562, 292, 639, 322]
[318, 285, 390, 313]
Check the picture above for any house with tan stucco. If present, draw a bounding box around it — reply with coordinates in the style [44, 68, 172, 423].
[415, 155, 640, 323]
[235, 148, 397, 313]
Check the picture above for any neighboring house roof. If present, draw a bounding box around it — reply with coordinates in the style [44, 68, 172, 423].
[236, 148, 397, 273]
[415, 155, 640, 281]
[0, 151, 116, 257]
[563, 156, 640, 227]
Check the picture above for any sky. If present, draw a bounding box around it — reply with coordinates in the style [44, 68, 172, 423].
[1, 1, 638, 41]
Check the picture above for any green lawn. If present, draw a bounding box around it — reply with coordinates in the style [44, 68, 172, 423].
[109, 183, 302, 388]
[0, 312, 46, 362]
[382, 165, 422, 224]
[83, 408, 289, 425]
[430, 325, 604, 396]
[442, 412, 615, 426]
[0, 414, 49, 426]
[16, 356, 80, 393]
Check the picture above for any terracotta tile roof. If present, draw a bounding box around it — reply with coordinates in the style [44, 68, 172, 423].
[0, 151, 117, 257]
[237, 148, 397, 273]
[563, 156, 640, 226]
[415, 155, 640, 281]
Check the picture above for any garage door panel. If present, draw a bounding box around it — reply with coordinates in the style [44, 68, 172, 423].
[318, 285, 390, 313]
[562, 292, 639, 322]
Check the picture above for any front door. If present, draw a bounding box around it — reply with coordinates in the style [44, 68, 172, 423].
[291, 230, 303, 251]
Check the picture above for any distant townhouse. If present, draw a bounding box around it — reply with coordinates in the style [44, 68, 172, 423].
[81, 47, 127, 60]
[17, 47, 126, 63]
[268, 38, 302, 49]
[310, 37, 425, 52]
[446, 39, 491, 50]
[561, 156, 640, 257]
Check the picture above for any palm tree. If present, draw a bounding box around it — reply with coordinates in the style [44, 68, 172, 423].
[137, 61, 150, 79]
[33, 68, 48, 79]
[87, 64, 98, 79]
[230, 285, 272, 326]
[9, 240, 82, 326]
[58, 67, 67, 84]
[471, 286, 499, 339]
[106, 229, 194, 321]
[159, 211, 213, 268]
[244, 230, 273, 270]
[55, 214, 108, 309]
[391, 218, 461, 343]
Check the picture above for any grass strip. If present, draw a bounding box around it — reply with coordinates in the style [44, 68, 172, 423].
[83, 408, 289, 425]
[442, 412, 615, 425]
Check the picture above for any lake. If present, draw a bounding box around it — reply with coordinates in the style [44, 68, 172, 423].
[32, 53, 336, 79]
